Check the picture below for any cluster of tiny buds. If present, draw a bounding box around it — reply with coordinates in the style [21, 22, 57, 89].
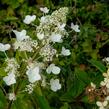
[14, 38, 38, 52]
[40, 44, 57, 62]
[5, 58, 20, 76]
[25, 83, 35, 94]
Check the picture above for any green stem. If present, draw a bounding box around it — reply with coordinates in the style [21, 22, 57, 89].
[32, 51, 39, 60]
[7, 101, 13, 109]
[24, 51, 28, 60]
[4, 51, 8, 59]
[102, 39, 109, 47]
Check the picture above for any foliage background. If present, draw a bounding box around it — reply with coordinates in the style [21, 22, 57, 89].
[0, 0, 109, 109]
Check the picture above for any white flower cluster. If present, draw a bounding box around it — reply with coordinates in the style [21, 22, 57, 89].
[5, 58, 19, 74]
[46, 64, 61, 91]
[40, 44, 57, 61]
[13, 30, 38, 52]
[96, 100, 108, 109]
[3, 58, 19, 86]
[36, 7, 69, 43]
[0, 7, 81, 101]
[96, 68, 109, 109]
[25, 83, 35, 94]
[100, 69, 109, 89]
[8, 93, 16, 101]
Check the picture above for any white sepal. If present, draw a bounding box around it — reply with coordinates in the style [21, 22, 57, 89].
[71, 22, 80, 32]
[50, 34, 62, 43]
[3, 72, 16, 86]
[23, 15, 36, 24]
[13, 30, 29, 41]
[0, 43, 10, 52]
[26, 66, 41, 83]
[37, 33, 44, 40]
[50, 78, 61, 92]
[61, 47, 71, 56]
[46, 64, 60, 75]
[40, 7, 49, 14]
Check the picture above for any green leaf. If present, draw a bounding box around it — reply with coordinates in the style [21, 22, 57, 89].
[61, 78, 86, 101]
[60, 103, 69, 109]
[0, 89, 7, 109]
[81, 96, 90, 103]
[12, 97, 34, 109]
[33, 86, 51, 109]
[0, 68, 7, 76]
[4, 17, 18, 22]
[75, 68, 90, 84]
[1, 0, 20, 9]
[88, 59, 106, 73]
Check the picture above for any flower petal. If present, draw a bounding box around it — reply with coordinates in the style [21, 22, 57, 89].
[23, 15, 36, 24]
[61, 47, 71, 56]
[37, 33, 44, 40]
[50, 34, 62, 43]
[71, 22, 80, 32]
[52, 66, 60, 75]
[3, 72, 16, 86]
[13, 30, 29, 41]
[96, 101, 102, 107]
[26, 66, 41, 83]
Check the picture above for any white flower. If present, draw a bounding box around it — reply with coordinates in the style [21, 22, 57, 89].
[102, 68, 109, 78]
[23, 15, 36, 24]
[3, 72, 16, 86]
[13, 39, 38, 52]
[0, 43, 10, 52]
[96, 101, 108, 109]
[100, 78, 109, 88]
[13, 30, 29, 41]
[40, 16, 48, 23]
[46, 64, 60, 75]
[91, 82, 96, 89]
[50, 78, 61, 92]
[106, 96, 109, 101]
[58, 23, 66, 31]
[37, 33, 44, 40]
[61, 47, 71, 56]
[26, 66, 41, 83]
[105, 57, 109, 62]
[103, 57, 109, 65]
[8, 93, 16, 101]
[71, 23, 80, 32]
[50, 33, 63, 43]
[40, 7, 49, 14]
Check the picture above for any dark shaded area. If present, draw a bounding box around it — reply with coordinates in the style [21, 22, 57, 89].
[99, 44, 109, 58]
[0, 1, 8, 10]
[28, 0, 37, 6]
